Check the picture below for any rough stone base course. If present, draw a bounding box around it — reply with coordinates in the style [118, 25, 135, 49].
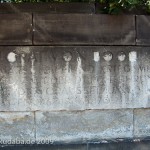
[0, 109, 149, 144]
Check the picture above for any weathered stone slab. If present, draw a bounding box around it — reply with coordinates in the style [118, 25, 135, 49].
[88, 142, 150, 150]
[33, 14, 135, 45]
[89, 143, 125, 150]
[0, 112, 35, 143]
[0, 3, 95, 14]
[36, 110, 133, 143]
[136, 16, 150, 45]
[2, 142, 150, 149]
[0, 14, 32, 45]
[0, 144, 87, 150]
[134, 109, 150, 138]
[0, 46, 150, 111]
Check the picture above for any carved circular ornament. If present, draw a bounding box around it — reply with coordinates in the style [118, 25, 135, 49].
[7, 52, 16, 63]
[118, 52, 126, 62]
[103, 52, 113, 62]
[63, 52, 72, 62]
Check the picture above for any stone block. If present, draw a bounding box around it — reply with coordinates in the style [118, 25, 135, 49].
[0, 144, 87, 150]
[134, 109, 150, 138]
[0, 14, 32, 45]
[0, 46, 150, 111]
[136, 16, 150, 45]
[36, 110, 133, 143]
[0, 3, 95, 14]
[33, 14, 135, 45]
[88, 142, 150, 150]
[0, 112, 35, 144]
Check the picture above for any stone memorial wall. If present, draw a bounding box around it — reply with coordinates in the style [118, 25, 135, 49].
[0, 4, 150, 148]
[1, 46, 150, 111]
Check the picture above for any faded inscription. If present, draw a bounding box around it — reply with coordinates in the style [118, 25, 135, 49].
[0, 46, 149, 111]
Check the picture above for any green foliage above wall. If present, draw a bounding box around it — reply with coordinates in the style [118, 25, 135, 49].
[97, 0, 149, 14]
[0, 0, 150, 14]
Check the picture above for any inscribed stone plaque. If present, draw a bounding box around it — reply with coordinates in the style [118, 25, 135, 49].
[0, 46, 149, 111]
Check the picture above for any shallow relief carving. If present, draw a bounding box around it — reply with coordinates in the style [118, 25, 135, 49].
[0, 46, 149, 111]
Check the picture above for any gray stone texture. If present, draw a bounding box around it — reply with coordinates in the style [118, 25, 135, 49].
[0, 12, 150, 144]
[0, 13, 32, 45]
[36, 110, 133, 143]
[33, 14, 135, 45]
[0, 112, 35, 143]
[0, 3, 95, 14]
[0, 145, 87, 150]
[136, 15, 150, 45]
[88, 142, 150, 150]
[134, 109, 150, 138]
[89, 143, 127, 150]
[2, 142, 150, 149]
[0, 46, 150, 111]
